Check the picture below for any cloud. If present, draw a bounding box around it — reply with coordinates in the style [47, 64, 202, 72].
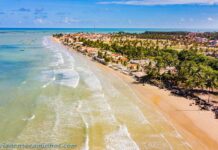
[128, 19, 132, 24]
[98, 0, 218, 6]
[34, 18, 45, 24]
[189, 18, 194, 22]
[63, 17, 80, 24]
[18, 20, 23, 24]
[56, 12, 69, 16]
[34, 15, 47, 19]
[34, 8, 44, 15]
[208, 17, 214, 21]
[180, 18, 185, 22]
[17, 8, 31, 12]
[34, 8, 47, 19]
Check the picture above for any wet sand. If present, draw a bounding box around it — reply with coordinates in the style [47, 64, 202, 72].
[53, 37, 218, 149]
[92, 60, 218, 150]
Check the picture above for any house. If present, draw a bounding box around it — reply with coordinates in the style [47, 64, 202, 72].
[119, 57, 128, 65]
[93, 56, 107, 65]
[110, 53, 128, 64]
[130, 59, 154, 66]
[160, 66, 177, 75]
[110, 53, 122, 63]
[132, 72, 147, 82]
[127, 64, 138, 71]
[74, 42, 83, 45]
[195, 37, 208, 43]
[77, 47, 86, 53]
[85, 47, 98, 57]
[209, 40, 218, 47]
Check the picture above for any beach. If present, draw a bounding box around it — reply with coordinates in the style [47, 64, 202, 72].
[55, 37, 218, 150]
[1, 0, 218, 148]
[0, 28, 217, 149]
[0, 31, 192, 149]
[93, 58, 218, 150]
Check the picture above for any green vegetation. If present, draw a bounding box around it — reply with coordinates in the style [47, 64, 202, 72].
[53, 33, 63, 38]
[79, 37, 218, 94]
[116, 31, 218, 40]
[53, 32, 217, 97]
[196, 32, 218, 40]
[116, 31, 189, 40]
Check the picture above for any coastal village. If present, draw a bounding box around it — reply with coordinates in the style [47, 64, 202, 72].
[53, 32, 218, 119]
[3, 0, 218, 148]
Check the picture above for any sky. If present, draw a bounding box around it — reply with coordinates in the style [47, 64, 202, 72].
[0, 0, 218, 28]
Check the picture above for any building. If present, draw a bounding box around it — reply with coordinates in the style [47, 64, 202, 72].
[132, 72, 147, 82]
[209, 40, 218, 47]
[86, 47, 98, 57]
[195, 37, 208, 43]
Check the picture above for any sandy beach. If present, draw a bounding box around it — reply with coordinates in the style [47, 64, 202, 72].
[1, 0, 218, 148]
[53, 36, 218, 149]
[91, 58, 218, 150]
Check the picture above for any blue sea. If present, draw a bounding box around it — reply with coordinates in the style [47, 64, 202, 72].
[0, 28, 196, 149]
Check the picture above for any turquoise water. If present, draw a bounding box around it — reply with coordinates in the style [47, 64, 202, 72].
[0, 31, 51, 141]
[0, 29, 193, 150]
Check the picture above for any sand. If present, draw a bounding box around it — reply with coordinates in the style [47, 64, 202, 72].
[91, 59, 218, 150]
[54, 37, 218, 150]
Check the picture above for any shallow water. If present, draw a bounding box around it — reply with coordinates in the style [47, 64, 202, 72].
[0, 31, 191, 150]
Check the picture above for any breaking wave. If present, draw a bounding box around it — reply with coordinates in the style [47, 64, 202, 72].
[41, 37, 80, 88]
[105, 125, 139, 150]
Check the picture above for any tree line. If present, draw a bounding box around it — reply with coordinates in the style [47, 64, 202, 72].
[79, 37, 218, 94]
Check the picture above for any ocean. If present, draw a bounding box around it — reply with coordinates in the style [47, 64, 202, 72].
[0, 29, 192, 149]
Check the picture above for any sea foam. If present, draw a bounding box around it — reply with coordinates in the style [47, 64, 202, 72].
[22, 115, 35, 121]
[77, 67, 102, 92]
[54, 69, 79, 88]
[41, 36, 80, 88]
[105, 125, 139, 150]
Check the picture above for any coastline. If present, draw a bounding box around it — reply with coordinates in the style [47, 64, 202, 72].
[53, 37, 218, 149]
[93, 59, 218, 150]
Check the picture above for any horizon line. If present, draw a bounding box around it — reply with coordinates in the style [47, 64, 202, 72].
[1, 27, 218, 29]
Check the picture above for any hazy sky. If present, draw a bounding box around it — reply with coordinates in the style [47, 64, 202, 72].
[0, 0, 218, 28]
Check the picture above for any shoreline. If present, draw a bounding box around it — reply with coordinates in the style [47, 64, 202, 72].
[53, 37, 218, 149]
[93, 60, 218, 150]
